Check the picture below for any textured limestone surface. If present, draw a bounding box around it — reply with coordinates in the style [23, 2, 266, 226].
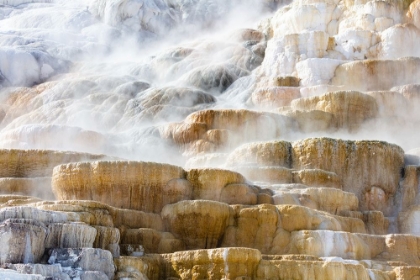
[52, 161, 186, 213]
[1, 0, 420, 278]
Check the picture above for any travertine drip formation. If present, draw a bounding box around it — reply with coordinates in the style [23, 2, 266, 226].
[1, 0, 420, 279]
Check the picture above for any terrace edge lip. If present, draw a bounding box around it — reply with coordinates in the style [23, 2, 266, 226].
[0, 0, 420, 279]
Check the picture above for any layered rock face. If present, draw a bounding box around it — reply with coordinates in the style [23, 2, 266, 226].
[1, 0, 420, 279]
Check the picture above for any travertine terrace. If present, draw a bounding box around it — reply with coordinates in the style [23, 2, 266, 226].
[1, 0, 420, 279]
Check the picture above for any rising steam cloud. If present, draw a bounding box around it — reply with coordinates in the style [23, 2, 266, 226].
[0, 0, 419, 169]
[2, 0, 420, 277]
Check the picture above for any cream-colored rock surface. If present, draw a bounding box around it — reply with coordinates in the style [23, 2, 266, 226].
[290, 230, 371, 259]
[2, 0, 420, 278]
[295, 58, 343, 87]
[37, 199, 164, 230]
[226, 141, 292, 168]
[0, 177, 53, 200]
[32, 199, 168, 245]
[161, 108, 297, 156]
[291, 91, 378, 130]
[292, 138, 405, 214]
[0, 149, 106, 178]
[0, 194, 419, 279]
[374, 234, 420, 265]
[269, 184, 316, 208]
[121, 228, 184, 254]
[44, 222, 97, 248]
[292, 169, 341, 189]
[378, 24, 420, 59]
[397, 165, 420, 212]
[0, 206, 68, 224]
[162, 248, 261, 280]
[115, 247, 261, 280]
[363, 211, 388, 235]
[222, 204, 290, 254]
[185, 109, 265, 131]
[222, 204, 366, 255]
[220, 183, 258, 205]
[161, 200, 230, 249]
[0, 219, 47, 265]
[251, 86, 301, 108]
[227, 141, 343, 187]
[277, 205, 366, 234]
[109, 207, 164, 231]
[186, 168, 246, 201]
[114, 255, 161, 279]
[274, 187, 359, 214]
[259, 0, 414, 85]
[408, 0, 420, 29]
[0, 200, 123, 262]
[34, 200, 115, 227]
[52, 161, 185, 213]
[93, 225, 121, 254]
[179, 109, 296, 149]
[331, 58, 420, 91]
[394, 266, 420, 280]
[256, 259, 375, 280]
[114, 250, 391, 280]
[48, 248, 115, 279]
[160, 122, 208, 145]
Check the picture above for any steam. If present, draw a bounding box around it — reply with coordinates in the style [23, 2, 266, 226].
[0, 0, 283, 172]
[0, 0, 420, 176]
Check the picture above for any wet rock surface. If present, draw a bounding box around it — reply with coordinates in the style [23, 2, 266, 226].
[1, 0, 420, 278]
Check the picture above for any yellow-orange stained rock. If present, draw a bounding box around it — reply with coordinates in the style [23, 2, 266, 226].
[186, 168, 245, 201]
[276, 205, 365, 234]
[121, 228, 184, 254]
[220, 183, 258, 205]
[235, 166, 293, 184]
[291, 91, 378, 130]
[226, 141, 292, 168]
[161, 200, 230, 249]
[222, 204, 289, 254]
[256, 259, 372, 280]
[52, 161, 185, 213]
[276, 187, 359, 215]
[0, 149, 105, 178]
[290, 230, 371, 259]
[162, 247, 261, 280]
[0, 177, 53, 200]
[292, 169, 341, 189]
[184, 109, 293, 141]
[292, 138, 404, 214]
[280, 109, 334, 133]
